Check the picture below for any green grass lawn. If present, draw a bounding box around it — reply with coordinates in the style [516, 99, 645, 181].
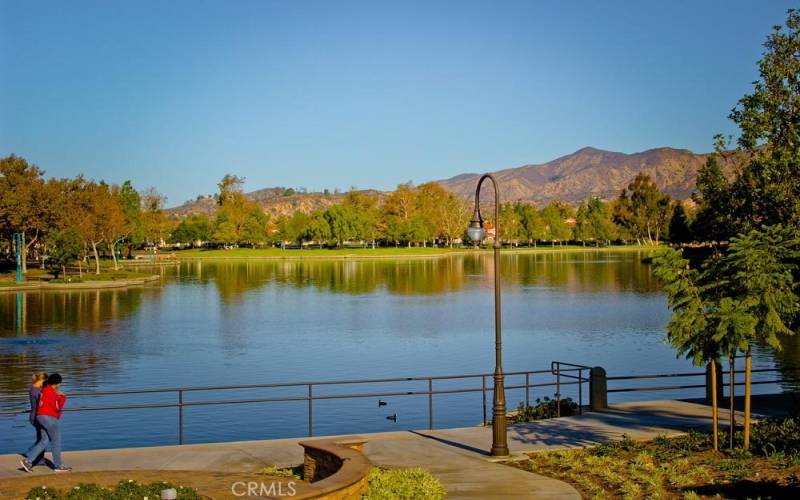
[73, 270, 156, 281]
[171, 244, 652, 259]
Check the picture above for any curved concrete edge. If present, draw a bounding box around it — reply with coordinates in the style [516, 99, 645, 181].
[0, 275, 161, 292]
[297, 438, 371, 499]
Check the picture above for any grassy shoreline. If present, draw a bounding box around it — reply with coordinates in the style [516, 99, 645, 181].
[169, 244, 657, 260]
[0, 270, 160, 291]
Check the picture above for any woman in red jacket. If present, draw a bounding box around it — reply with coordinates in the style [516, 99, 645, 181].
[20, 373, 71, 472]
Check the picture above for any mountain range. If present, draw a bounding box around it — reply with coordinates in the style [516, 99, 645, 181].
[167, 146, 740, 218]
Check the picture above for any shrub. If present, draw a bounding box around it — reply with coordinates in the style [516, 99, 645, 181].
[260, 465, 303, 479]
[749, 417, 800, 457]
[25, 480, 201, 499]
[363, 467, 446, 500]
[513, 396, 579, 422]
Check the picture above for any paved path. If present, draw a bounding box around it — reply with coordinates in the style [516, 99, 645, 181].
[0, 399, 751, 499]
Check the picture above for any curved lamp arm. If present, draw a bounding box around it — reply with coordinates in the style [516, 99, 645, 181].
[471, 174, 501, 249]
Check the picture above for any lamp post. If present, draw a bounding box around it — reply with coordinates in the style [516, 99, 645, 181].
[467, 174, 509, 457]
[13, 233, 23, 284]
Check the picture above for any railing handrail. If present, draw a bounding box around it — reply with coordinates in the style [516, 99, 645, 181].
[0, 362, 593, 446]
[47, 367, 585, 399]
[1, 359, 796, 449]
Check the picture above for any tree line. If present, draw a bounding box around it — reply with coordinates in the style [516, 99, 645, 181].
[172, 171, 686, 249]
[2, 148, 703, 275]
[0, 155, 169, 275]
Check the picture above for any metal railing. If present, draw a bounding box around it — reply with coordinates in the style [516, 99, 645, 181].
[0, 362, 590, 445]
[607, 363, 800, 397]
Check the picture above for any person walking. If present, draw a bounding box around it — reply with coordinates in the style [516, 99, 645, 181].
[20, 373, 71, 472]
[22, 373, 47, 466]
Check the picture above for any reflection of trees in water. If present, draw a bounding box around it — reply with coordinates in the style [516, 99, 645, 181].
[177, 258, 469, 300]
[172, 251, 660, 301]
[0, 289, 147, 404]
[500, 250, 661, 293]
[770, 334, 800, 392]
[0, 350, 114, 409]
[0, 288, 145, 336]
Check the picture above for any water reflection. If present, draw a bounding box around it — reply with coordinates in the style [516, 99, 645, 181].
[158, 250, 660, 302]
[0, 249, 790, 452]
[0, 288, 152, 401]
[0, 250, 659, 406]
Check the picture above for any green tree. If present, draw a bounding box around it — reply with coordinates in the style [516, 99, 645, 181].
[668, 202, 694, 244]
[304, 210, 332, 248]
[653, 227, 799, 449]
[540, 202, 573, 242]
[211, 211, 238, 246]
[141, 188, 169, 250]
[278, 211, 309, 246]
[574, 197, 616, 244]
[241, 209, 269, 246]
[45, 228, 83, 279]
[518, 204, 545, 244]
[212, 174, 261, 245]
[342, 191, 381, 245]
[727, 10, 800, 230]
[325, 204, 360, 247]
[383, 184, 420, 247]
[614, 173, 671, 245]
[119, 181, 143, 258]
[692, 155, 734, 243]
[172, 214, 212, 245]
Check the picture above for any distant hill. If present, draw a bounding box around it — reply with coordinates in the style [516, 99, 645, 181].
[436, 146, 741, 205]
[167, 189, 385, 219]
[167, 146, 742, 218]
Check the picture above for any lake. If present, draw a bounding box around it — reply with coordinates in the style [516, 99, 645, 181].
[0, 250, 793, 453]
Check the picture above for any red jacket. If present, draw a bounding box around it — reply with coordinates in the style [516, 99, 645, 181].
[37, 386, 67, 419]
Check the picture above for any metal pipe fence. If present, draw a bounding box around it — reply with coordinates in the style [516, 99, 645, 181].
[607, 364, 800, 396]
[0, 363, 590, 445]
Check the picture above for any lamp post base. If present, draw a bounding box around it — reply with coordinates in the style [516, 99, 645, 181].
[490, 445, 510, 457]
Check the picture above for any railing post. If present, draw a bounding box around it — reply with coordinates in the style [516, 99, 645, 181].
[308, 384, 313, 437]
[525, 372, 530, 408]
[705, 361, 723, 404]
[178, 389, 184, 445]
[482, 375, 487, 426]
[428, 378, 433, 430]
[578, 369, 583, 415]
[589, 366, 608, 411]
[556, 366, 561, 417]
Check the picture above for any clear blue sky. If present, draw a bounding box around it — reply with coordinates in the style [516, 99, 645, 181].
[0, 1, 793, 206]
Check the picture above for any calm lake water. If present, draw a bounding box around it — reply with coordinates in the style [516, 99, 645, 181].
[0, 250, 794, 453]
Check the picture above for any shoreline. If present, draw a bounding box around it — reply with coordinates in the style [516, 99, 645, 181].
[169, 245, 658, 261]
[0, 275, 161, 292]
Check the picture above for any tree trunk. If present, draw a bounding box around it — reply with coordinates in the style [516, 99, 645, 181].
[729, 357, 735, 449]
[109, 242, 119, 270]
[711, 359, 719, 451]
[744, 348, 752, 449]
[91, 241, 101, 274]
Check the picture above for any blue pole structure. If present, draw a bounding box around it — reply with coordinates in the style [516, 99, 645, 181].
[13, 233, 23, 284]
[17, 292, 23, 336]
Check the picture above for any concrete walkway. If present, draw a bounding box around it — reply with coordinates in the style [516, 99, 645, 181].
[0, 399, 755, 499]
